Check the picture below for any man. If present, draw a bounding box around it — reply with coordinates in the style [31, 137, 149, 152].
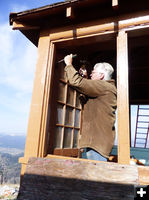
[64, 54, 117, 161]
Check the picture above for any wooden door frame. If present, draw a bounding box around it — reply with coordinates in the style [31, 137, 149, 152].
[48, 17, 149, 163]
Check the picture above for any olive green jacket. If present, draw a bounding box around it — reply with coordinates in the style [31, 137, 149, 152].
[65, 65, 117, 158]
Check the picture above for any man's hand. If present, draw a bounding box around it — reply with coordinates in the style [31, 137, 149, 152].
[64, 54, 72, 66]
[79, 67, 88, 78]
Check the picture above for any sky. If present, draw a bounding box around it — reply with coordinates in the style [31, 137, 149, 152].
[0, 0, 60, 135]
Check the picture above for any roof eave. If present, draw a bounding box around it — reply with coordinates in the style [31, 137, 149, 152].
[9, 0, 81, 25]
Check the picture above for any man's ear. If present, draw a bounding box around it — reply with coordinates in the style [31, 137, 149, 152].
[99, 73, 104, 80]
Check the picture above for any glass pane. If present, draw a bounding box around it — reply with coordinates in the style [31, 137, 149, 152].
[76, 92, 81, 108]
[56, 104, 64, 124]
[74, 109, 80, 128]
[54, 126, 63, 148]
[73, 129, 79, 148]
[63, 128, 72, 148]
[57, 82, 66, 102]
[65, 107, 74, 126]
[67, 86, 74, 105]
[59, 63, 67, 81]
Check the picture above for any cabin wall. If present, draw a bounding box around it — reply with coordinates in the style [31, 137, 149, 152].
[17, 9, 149, 179]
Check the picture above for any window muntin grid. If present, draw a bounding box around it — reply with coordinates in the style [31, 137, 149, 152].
[53, 74, 82, 149]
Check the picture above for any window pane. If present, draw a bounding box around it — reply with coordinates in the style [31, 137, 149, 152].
[57, 82, 66, 102]
[54, 127, 63, 148]
[63, 128, 72, 148]
[73, 129, 78, 148]
[67, 86, 74, 105]
[76, 92, 81, 108]
[65, 107, 74, 126]
[74, 109, 80, 128]
[56, 104, 64, 124]
[59, 64, 67, 81]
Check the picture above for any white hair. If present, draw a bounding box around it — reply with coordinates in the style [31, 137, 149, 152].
[94, 62, 114, 80]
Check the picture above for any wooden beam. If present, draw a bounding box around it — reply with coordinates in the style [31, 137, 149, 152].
[66, 7, 74, 19]
[117, 31, 130, 165]
[12, 12, 149, 32]
[12, 21, 40, 30]
[29, 156, 139, 185]
[50, 22, 115, 41]
[18, 157, 138, 199]
[50, 14, 149, 41]
[119, 15, 149, 31]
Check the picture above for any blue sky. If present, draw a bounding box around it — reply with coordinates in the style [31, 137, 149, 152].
[0, 0, 60, 135]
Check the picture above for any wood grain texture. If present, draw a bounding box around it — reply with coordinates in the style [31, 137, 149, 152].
[138, 166, 149, 185]
[17, 157, 138, 199]
[117, 31, 130, 164]
[24, 31, 51, 158]
[26, 157, 138, 185]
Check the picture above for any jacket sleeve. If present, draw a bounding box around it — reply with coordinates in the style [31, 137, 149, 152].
[64, 65, 109, 97]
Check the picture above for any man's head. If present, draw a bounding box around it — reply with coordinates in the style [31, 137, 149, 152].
[90, 62, 114, 81]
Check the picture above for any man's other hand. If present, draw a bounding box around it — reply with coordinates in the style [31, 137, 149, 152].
[79, 68, 88, 78]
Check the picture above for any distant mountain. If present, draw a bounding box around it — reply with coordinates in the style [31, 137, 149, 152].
[0, 133, 26, 150]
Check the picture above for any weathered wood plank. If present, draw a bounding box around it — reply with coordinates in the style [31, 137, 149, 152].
[17, 157, 138, 200]
[138, 166, 149, 185]
[26, 156, 138, 185]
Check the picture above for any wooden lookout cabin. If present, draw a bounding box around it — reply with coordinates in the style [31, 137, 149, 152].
[10, 0, 149, 199]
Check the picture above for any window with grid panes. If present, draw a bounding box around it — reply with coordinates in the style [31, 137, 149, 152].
[52, 58, 82, 157]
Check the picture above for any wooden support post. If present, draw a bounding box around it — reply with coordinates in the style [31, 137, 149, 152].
[117, 31, 130, 165]
[19, 30, 53, 175]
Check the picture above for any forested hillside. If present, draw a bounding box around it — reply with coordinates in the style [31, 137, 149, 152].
[0, 133, 25, 184]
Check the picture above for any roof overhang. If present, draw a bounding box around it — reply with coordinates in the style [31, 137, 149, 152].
[10, 0, 110, 46]
[9, 0, 149, 46]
